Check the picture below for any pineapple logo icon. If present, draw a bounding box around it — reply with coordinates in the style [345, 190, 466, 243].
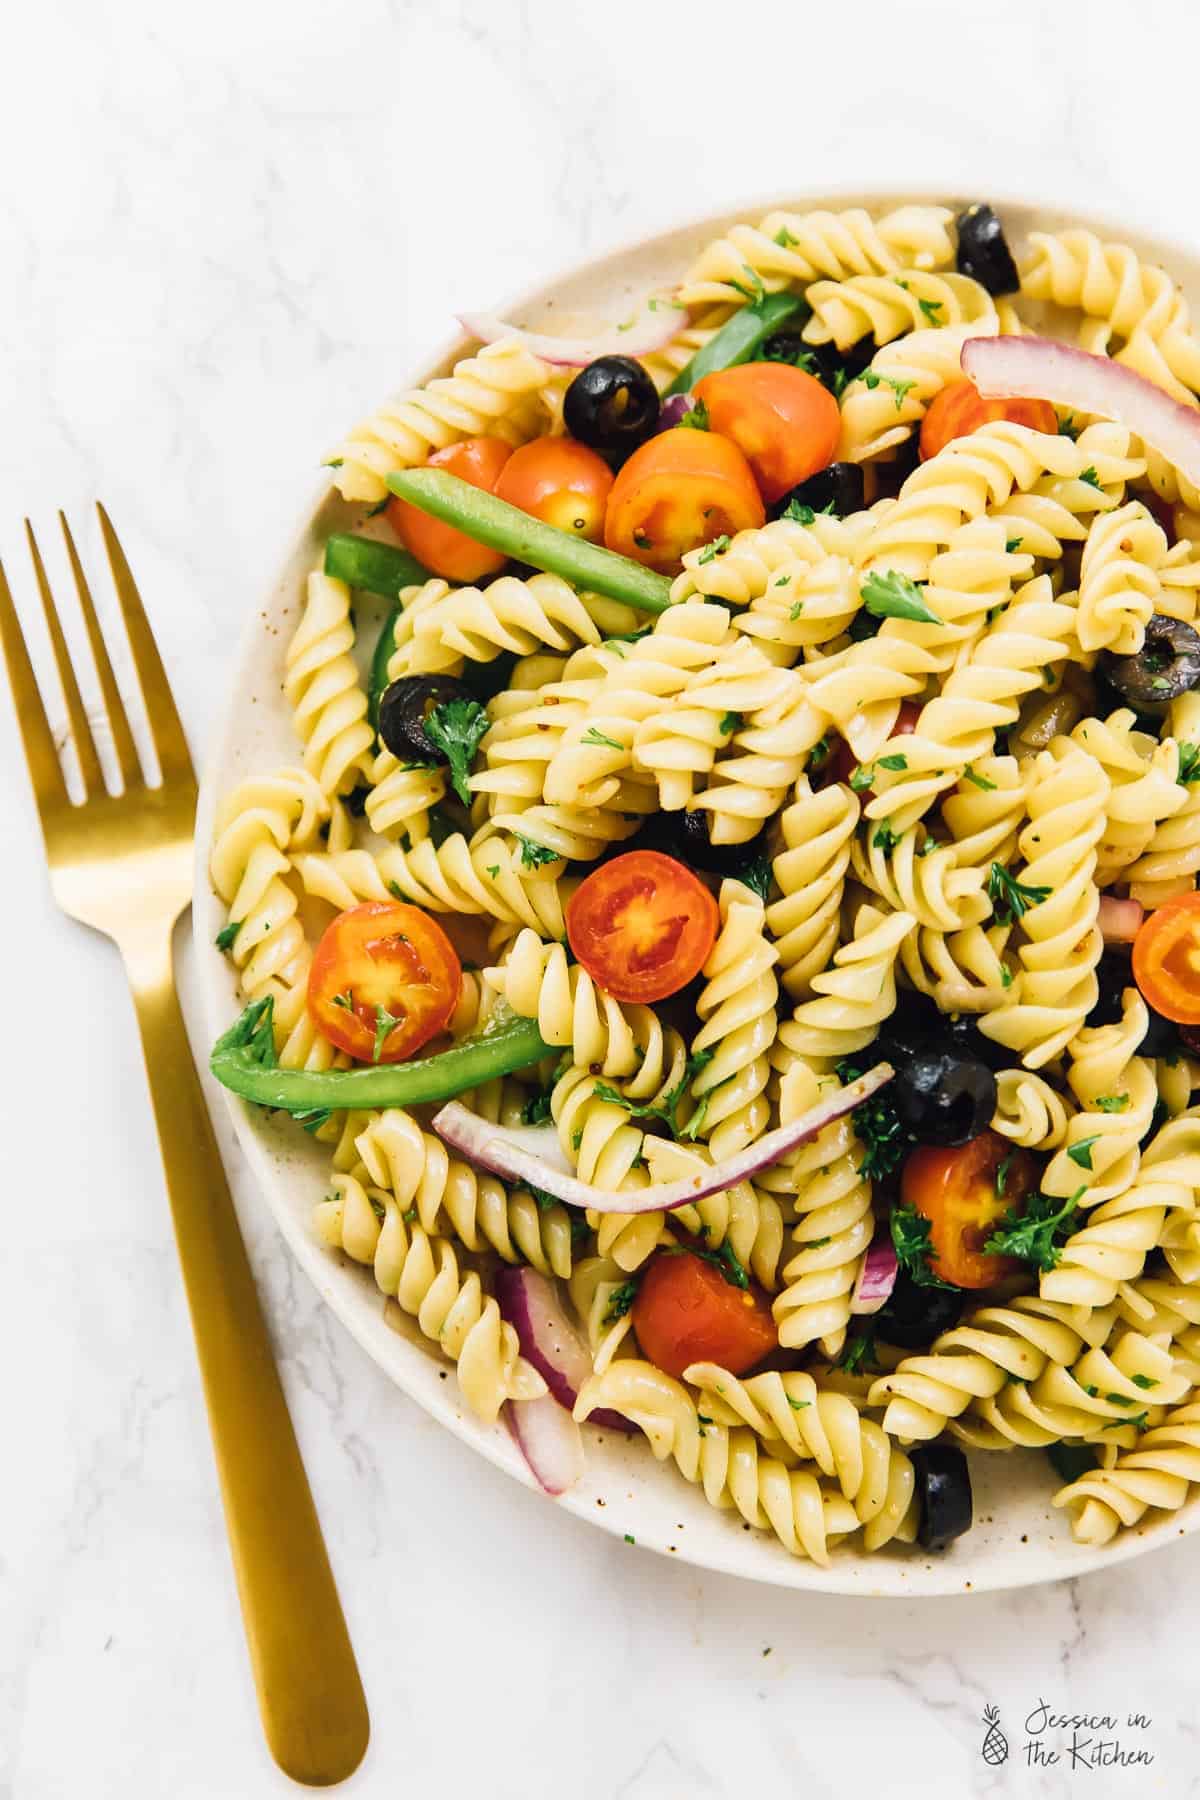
[980, 1705, 1009, 1766]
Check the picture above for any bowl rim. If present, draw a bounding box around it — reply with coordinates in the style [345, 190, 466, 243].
[194, 181, 1200, 1596]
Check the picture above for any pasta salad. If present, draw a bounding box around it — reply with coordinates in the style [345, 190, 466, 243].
[210, 199, 1200, 1565]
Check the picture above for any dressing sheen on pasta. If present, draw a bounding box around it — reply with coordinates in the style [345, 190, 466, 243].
[214, 198, 1200, 1564]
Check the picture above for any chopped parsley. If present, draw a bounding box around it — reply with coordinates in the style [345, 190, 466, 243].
[849, 763, 875, 793]
[697, 533, 730, 564]
[1079, 465, 1102, 489]
[878, 752, 908, 772]
[738, 851, 773, 904]
[581, 725, 625, 751]
[983, 1186, 1085, 1272]
[859, 371, 917, 411]
[330, 989, 354, 1012]
[837, 1326, 879, 1374]
[872, 823, 900, 855]
[995, 1151, 1015, 1196]
[295, 1107, 333, 1134]
[789, 600, 805, 620]
[730, 265, 767, 306]
[372, 1002, 404, 1063]
[917, 296, 944, 324]
[1005, 536, 1024, 553]
[1177, 742, 1200, 785]
[1057, 413, 1080, 441]
[424, 697, 490, 804]
[1132, 1373, 1159, 1390]
[1046, 1442, 1096, 1482]
[809, 735, 830, 768]
[592, 1047, 716, 1140]
[680, 397, 710, 432]
[837, 1058, 908, 1181]
[963, 766, 997, 791]
[718, 710, 743, 736]
[786, 1395, 811, 1411]
[860, 568, 944, 626]
[515, 834, 559, 870]
[215, 920, 242, 952]
[773, 225, 799, 248]
[1095, 1094, 1130, 1113]
[1067, 1135, 1100, 1171]
[520, 1089, 553, 1126]
[604, 1279, 640, 1326]
[663, 1239, 749, 1290]
[783, 499, 817, 525]
[891, 1203, 956, 1289]
[988, 861, 1051, 924]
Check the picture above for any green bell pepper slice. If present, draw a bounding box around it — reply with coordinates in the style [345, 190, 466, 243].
[664, 293, 808, 396]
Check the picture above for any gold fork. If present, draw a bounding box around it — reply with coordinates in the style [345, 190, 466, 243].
[0, 507, 369, 1787]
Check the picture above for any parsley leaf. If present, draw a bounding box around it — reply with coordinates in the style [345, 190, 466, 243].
[988, 861, 1052, 924]
[582, 725, 625, 751]
[520, 1089, 553, 1126]
[1095, 1094, 1130, 1113]
[738, 851, 772, 905]
[783, 499, 816, 524]
[295, 1107, 333, 1134]
[983, 1186, 1084, 1272]
[872, 823, 900, 855]
[1046, 1442, 1097, 1482]
[809, 735, 830, 768]
[718, 710, 743, 736]
[515, 834, 559, 870]
[592, 1047, 716, 1140]
[697, 533, 730, 564]
[1067, 1135, 1100, 1170]
[603, 1278, 640, 1326]
[680, 397, 710, 431]
[837, 1058, 909, 1181]
[1177, 742, 1200, 786]
[963, 766, 997, 791]
[773, 225, 799, 248]
[1080, 465, 1102, 489]
[730, 265, 767, 306]
[918, 296, 944, 324]
[859, 371, 917, 411]
[1057, 413, 1080, 441]
[891, 1203, 957, 1289]
[837, 1326, 879, 1374]
[1005, 536, 1024, 554]
[878, 752, 908, 771]
[424, 697, 490, 805]
[372, 1002, 405, 1063]
[215, 920, 241, 952]
[1132, 1373, 1158, 1390]
[849, 763, 875, 793]
[861, 568, 944, 626]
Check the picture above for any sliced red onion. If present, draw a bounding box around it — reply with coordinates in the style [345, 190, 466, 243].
[505, 1394, 584, 1495]
[962, 335, 1200, 485]
[432, 1063, 894, 1216]
[459, 299, 680, 368]
[495, 1266, 633, 1431]
[655, 393, 695, 432]
[850, 1233, 899, 1315]
[1098, 895, 1144, 945]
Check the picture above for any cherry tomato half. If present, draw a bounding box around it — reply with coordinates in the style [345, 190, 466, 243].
[829, 701, 921, 788]
[919, 380, 1057, 462]
[694, 362, 841, 504]
[1133, 891, 1200, 1024]
[603, 427, 765, 572]
[631, 1249, 778, 1380]
[386, 437, 511, 582]
[493, 435, 614, 542]
[308, 901, 461, 1063]
[901, 1131, 1034, 1289]
[565, 850, 719, 1003]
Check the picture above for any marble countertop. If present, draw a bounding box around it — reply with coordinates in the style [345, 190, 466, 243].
[5, 2, 1200, 1795]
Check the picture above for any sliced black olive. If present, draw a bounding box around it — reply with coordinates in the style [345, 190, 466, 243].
[1101, 613, 1200, 712]
[667, 807, 768, 879]
[875, 1270, 966, 1349]
[563, 356, 660, 457]
[774, 462, 865, 520]
[1084, 950, 1133, 1027]
[1141, 1005, 1185, 1059]
[760, 334, 874, 399]
[890, 1047, 997, 1147]
[378, 675, 474, 765]
[911, 1444, 973, 1549]
[955, 203, 1019, 297]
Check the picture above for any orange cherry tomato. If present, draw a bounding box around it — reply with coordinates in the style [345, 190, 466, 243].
[1133, 891, 1200, 1024]
[631, 1249, 778, 1380]
[386, 437, 511, 582]
[307, 901, 461, 1063]
[603, 427, 765, 572]
[493, 435, 614, 542]
[919, 380, 1057, 461]
[901, 1131, 1034, 1290]
[694, 362, 841, 503]
[565, 850, 719, 1003]
[829, 701, 921, 788]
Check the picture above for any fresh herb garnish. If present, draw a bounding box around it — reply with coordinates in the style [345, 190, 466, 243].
[1177, 742, 1200, 785]
[515, 834, 560, 870]
[809, 735, 830, 767]
[783, 499, 816, 524]
[603, 1279, 640, 1326]
[1067, 1135, 1100, 1170]
[995, 1152, 1014, 1196]
[837, 1326, 879, 1373]
[581, 725, 625, 751]
[1057, 413, 1080, 441]
[424, 697, 490, 804]
[520, 1089, 553, 1126]
[872, 823, 899, 855]
[963, 766, 997, 791]
[372, 1003, 404, 1063]
[1046, 1442, 1096, 1482]
[891, 1203, 957, 1289]
[988, 861, 1051, 924]
[878, 752, 908, 771]
[1005, 536, 1024, 553]
[680, 397, 710, 432]
[983, 1186, 1084, 1272]
[730, 265, 767, 306]
[1095, 1094, 1130, 1113]
[697, 532, 731, 564]
[861, 568, 944, 626]
[849, 763, 875, 792]
[1080, 465, 1102, 489]
[837, 1058, 909, 1181]
[592, 1047, 716, 1140]
[215, 920, 242, 952]
[738, 851, 772, 904]
[718, 710, 743, 736]
[773, 226, 799, 248]
[918, 296, 944, 324]
[859, 371, 917, 410]
[330, 989, 354, 1011]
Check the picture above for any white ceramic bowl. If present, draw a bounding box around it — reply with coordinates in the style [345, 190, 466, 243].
[197, 188, 1200, 1595]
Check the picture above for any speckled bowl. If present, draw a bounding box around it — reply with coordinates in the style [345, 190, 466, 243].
[196, 187, 1200, 1594]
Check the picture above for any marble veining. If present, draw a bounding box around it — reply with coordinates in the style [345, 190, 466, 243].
[5, 2, 1200, 1795]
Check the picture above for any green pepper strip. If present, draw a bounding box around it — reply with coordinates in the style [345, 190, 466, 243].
[324, 532, 428, 596]
[368, 604, 401, 731]
[385, 470, 674, 613]
[210, 996, 552, 1115]
[664, 292, 808, 396]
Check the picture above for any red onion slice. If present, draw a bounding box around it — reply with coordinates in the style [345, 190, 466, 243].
[962, 335, 1200, 485]
[505, 1393, 584, 1495]
[655, 393, 695, 432]
[459, 300, 681, 368]
[850, 1233, 899, 1315]
[432, 1063, 894, 1216]
[1098, 895, 1145, 946]
[495, 1266, 633, 1432]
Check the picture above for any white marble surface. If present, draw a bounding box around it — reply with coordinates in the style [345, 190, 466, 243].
[5, 2, 1200, 1795]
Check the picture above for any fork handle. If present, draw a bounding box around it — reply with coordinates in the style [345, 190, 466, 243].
[122, 926, 369, 1786]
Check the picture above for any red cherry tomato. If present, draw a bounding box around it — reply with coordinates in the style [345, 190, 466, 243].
[694, 362, 841, 503]
[919, 380, 1057, 461]
[386, 437, 511, 582]
[493, 435, 614, 542]
[307, 901, 461, 1063]
[1133, 891, 1200, 1024]
[901, 1131, 1034, 1290]
[603, 427, 765, 572]
[565, 850, 719, 1003]
[631, 1249, 778, 1379]
[829, 702, 921, 789]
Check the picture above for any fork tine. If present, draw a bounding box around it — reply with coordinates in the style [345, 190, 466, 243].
[59, 512, 143, 790]
[25, 519, 105, 796]
[0, 557, 69, 816]
[95, 503, 195, 788]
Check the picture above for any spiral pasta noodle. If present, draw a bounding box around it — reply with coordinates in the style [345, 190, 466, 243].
[1052, 1401, 1200, 1545]
[771, 1070, 873, 1359]
[403, 571, 640, 673]
[766, 777, 859, 998]
[283, 572, 376, 797]
[677, 203, 955, 309]
[1020, 229, 1200, 393]
[774, 904, 915, 1070]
